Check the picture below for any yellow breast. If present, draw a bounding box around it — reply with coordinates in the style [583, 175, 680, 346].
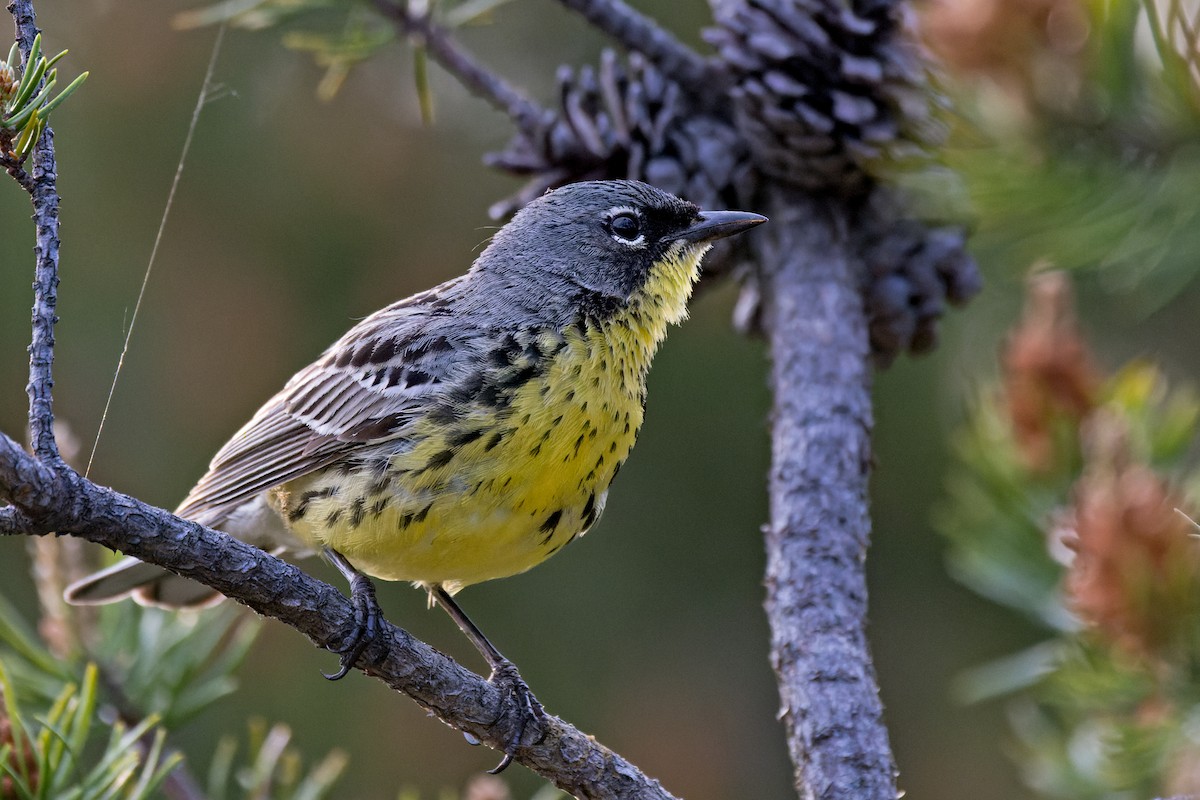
[273, 241, 706, 591]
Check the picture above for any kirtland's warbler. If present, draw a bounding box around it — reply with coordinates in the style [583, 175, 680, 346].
[65, 179, 765, 767]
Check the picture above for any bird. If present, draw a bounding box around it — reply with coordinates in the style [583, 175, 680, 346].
[65, 179, 766, 769]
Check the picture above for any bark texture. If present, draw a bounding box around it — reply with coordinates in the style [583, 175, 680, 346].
[10, 0, 62, 465]
[0, 432, 678, 800]
[755, 185, 896, 799]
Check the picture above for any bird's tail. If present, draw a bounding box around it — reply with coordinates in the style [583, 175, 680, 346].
[64, 556, 223, 609]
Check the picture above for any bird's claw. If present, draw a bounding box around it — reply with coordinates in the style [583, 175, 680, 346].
[323, 571, 386, 681]
[485, 659, 545, 774]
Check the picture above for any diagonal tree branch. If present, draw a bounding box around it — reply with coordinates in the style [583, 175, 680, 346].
[371, 0, 548, 136]
[0, 433, 681, 800]
[551, 0, 721, 101]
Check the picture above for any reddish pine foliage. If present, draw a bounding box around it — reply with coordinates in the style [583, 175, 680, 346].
[920, 0, 1090, 112]
[1002, 271, 1103, 472]
[1062, 413, 1200, 657]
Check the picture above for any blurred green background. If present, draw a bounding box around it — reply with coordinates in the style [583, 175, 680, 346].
[7, 1, 1194, 798]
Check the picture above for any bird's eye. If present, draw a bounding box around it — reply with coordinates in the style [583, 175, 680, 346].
[608, 212, 641, 242]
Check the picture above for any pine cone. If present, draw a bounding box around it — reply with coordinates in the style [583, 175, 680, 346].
[487, 17, 977, 365]
[707, 0, 940, 194]
[487, 50, 758, 274]
[858, 190, 981, 366]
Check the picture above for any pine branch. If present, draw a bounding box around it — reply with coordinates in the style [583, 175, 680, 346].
[753, 185, 897, 798]
[8, 0, 62, 467]
[370, 0, 548, 135]
[0, 150, 33, 190]
[552, 0, 720, 100]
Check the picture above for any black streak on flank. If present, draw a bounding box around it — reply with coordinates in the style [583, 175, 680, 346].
[449, 428, 486, 447]
[398, 502, 432, 530]
[287, 486, 338, 522]
[539, 509, 563, 544]
[477, 383, 506, 409]
[425, 448, 457, 471]
[484, 431, 505, 451]
[580, 493, 596, 528]
[349, 497, 366, 528]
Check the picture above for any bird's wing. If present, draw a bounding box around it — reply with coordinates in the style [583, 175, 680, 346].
[175, 277, 476, 526]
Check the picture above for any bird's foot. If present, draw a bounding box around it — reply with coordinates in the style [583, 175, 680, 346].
[323, 570, 387, 681]
[484, 658, 545, 774]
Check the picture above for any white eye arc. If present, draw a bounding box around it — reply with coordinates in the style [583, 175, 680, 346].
[605, 206, 646, 248]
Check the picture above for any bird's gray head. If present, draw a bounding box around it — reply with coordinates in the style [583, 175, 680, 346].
[471, 180, 766, 324]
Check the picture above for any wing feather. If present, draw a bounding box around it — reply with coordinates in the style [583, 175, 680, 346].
[175, 276, 473, 525]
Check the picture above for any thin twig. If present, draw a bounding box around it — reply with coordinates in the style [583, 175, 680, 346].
[9, 0, 62, 466]
[0, 150, 33, 190]
[371, 0, 547, 135]
[552, 0, 719, 99]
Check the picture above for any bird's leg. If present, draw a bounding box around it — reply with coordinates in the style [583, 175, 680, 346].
[431, 586, 545, 774]
[322, 548, 387, 681]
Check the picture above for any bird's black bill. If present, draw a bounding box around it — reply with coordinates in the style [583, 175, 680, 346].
[674, 209, 768, 244]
